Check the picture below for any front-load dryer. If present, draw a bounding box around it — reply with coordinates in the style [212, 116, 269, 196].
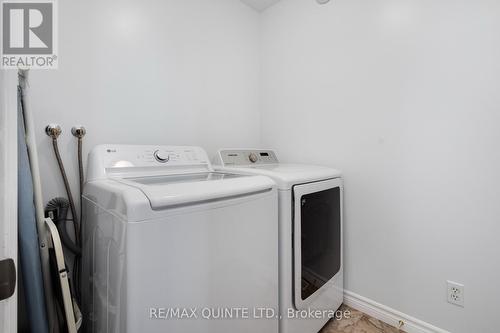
[215, 149, 343, 333]
[81, 145, 279, 333]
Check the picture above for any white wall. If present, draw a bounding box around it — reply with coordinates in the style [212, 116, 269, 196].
[27, 0, 500, 331]
[261, 0, 500, 332]
[30, 0, 261, 204]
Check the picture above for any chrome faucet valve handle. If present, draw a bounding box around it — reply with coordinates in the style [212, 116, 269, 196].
[71, 126, 86, 138]
[45, 124, 62, 139]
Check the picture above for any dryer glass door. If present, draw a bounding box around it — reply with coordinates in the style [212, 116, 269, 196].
[293, 178, 342, 310]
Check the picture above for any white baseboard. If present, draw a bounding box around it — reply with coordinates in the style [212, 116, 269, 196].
[343, 290, 450, 333]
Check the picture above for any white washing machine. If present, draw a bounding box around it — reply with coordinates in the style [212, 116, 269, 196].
[215, 149, 343, 333]
[81, 145, 279, 333]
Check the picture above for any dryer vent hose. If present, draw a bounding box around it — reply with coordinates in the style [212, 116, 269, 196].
[45, 198, 81, 255]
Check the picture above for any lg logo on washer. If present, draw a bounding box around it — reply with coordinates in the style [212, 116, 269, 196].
[1, 0, 58, 69]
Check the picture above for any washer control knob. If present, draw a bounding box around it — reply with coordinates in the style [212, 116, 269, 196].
[154, 150, 170, 163]
[248, 153, 258, 163]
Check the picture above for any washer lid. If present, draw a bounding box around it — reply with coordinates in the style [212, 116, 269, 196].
[126, 172, 242, 186]
[115, 172, 274, 209]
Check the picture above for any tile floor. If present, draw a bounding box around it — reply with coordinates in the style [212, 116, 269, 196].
[321, 305, 405, 333]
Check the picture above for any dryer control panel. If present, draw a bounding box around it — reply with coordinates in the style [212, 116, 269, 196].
[217, 149, 279, 166]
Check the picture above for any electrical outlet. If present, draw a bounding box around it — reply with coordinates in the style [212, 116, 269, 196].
[447, 281, 464, 307]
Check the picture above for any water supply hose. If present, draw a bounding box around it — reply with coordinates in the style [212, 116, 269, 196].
[71, 126, 86, 237]
[46, 125, 80, 247]
[78, 139, 83, 197]
[71, 126, 86, 303]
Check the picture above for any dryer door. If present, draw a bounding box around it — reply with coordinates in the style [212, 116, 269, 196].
[293, 178, 342, 310]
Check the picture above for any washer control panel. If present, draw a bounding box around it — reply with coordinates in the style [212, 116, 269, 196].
[153, 150, 170, 163]
[87, 145, 211, 181]
[105, 146, 206, 166]
[218, 149, 279, 166]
